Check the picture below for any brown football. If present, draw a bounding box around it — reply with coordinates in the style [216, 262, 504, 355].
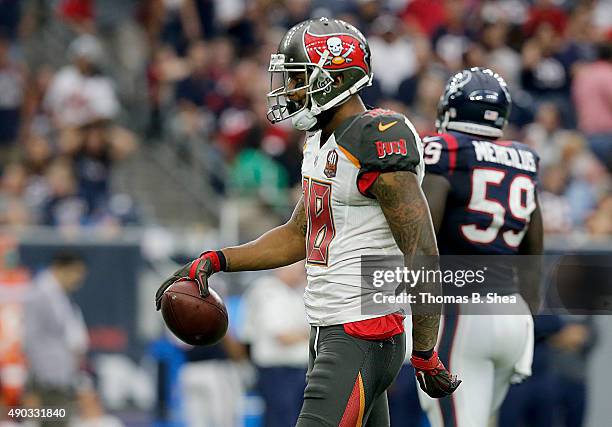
[160, 278, 228, 346]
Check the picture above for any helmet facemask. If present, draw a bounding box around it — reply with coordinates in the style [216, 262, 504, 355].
[266, 52, 334, 127]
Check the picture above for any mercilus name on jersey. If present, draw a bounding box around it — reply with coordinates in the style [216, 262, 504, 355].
[472, 140, 536, 172]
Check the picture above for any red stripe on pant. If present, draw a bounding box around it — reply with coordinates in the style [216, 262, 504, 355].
[339, 372, 365, 427]
[438, 304, 460, 426]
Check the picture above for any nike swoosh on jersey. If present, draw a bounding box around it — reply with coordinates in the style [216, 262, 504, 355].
[378, 120, 398, 132]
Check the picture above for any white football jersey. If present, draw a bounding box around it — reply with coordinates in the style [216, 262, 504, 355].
[301, 109, 424, 326]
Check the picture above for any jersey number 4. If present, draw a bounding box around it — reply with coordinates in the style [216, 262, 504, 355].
[303, 177, 336, 266]
[462, 168, 536, 247]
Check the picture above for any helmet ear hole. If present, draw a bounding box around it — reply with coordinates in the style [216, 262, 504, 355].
[333, 74, 344, 87]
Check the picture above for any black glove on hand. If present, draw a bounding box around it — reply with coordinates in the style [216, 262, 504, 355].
[410, 351, 462, 398]
[155, 250, 226, 310]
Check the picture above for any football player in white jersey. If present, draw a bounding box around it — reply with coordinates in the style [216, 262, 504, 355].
[419, 68, 543, 426]
[157, 18, 460, 426]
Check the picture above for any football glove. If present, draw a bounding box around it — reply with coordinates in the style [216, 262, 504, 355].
[410, 351, 461, 398]
[155, 250, 226, 310]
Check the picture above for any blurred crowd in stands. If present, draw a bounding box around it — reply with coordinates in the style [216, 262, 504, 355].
[0, 0, 139, 230]
[0, 0, 611, 237]
[0, 3, 609, 426]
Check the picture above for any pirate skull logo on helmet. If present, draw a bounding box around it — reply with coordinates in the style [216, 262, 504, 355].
[326, 37, 343, 57]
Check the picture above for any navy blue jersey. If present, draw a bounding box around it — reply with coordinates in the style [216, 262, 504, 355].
[423, 131, 539, 255]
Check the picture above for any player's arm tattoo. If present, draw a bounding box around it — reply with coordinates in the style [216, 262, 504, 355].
[370, 171, 442, 352]
[288, 195, 308, 236]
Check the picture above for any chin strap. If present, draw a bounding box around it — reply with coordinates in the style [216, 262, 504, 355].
[291, 52, 329, 131]
[312, 73, 372, 115]
[292, 73, 372, 131]
[291, 108, 318, 131]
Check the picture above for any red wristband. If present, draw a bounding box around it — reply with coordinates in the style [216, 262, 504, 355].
[410, 351, 443, 371]
[188, 251, 225, 279]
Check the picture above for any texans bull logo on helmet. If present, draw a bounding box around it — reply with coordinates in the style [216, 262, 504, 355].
[304, 32, 369, 74]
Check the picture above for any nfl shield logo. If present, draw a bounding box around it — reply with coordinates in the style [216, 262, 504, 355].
[324, 150, 338, 178]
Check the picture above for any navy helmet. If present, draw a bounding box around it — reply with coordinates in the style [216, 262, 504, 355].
[436, 67, 511, 139]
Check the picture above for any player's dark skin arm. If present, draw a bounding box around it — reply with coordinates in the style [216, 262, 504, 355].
[370, 171, 442, 352]
[221, 197, 307, 272]
[421, 174, 451, 234]
[518, 198, 543, 313]
[155, 198, 307, 309]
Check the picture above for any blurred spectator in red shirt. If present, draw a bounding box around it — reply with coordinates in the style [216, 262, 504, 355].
[57, 0, 95, 38]
[524, 0, 568, 38]
[572, 42, 612, 170]
[58, 0, 94, 24]
[400, 0, 446, 37]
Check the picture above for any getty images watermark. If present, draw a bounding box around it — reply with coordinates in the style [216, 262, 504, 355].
[370, 265, 519, 305]
[360, 254, 612, 315]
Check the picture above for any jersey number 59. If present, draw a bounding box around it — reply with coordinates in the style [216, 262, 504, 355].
[461, 168, 536, 247]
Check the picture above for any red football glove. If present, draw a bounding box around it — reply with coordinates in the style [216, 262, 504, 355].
[410, 351, 461, 398]
[155, 251, 225, 310]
